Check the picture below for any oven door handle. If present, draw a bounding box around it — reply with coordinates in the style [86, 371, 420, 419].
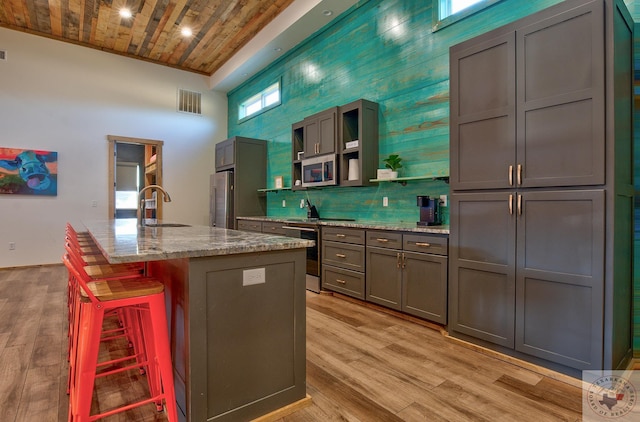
[282, 226, 318, 233]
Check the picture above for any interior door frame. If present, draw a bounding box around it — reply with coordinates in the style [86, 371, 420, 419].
[107, 135, 164, 219]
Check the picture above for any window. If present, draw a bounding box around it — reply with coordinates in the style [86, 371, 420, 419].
[433, 0, 502, 30]
[238, 80, 281, 121]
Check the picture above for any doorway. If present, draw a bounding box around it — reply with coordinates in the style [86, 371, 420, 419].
[107, 135, 163, 220]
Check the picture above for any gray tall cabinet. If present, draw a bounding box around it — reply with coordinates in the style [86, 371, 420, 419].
[449, 0, 633, 375]
[214, 137, 267, 229]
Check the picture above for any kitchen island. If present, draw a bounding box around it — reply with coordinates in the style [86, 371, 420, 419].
[83, 219, 313, 422]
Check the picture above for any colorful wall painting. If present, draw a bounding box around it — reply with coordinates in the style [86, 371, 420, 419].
[0, 147, 58, 196]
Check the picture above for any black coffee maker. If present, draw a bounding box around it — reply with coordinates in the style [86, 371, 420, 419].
[417, 196, 442, 226]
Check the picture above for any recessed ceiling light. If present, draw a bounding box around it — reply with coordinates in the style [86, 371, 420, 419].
[119, 8, 132, 18]
[181, 27, 193, 37]
[323, 10, 333, 16]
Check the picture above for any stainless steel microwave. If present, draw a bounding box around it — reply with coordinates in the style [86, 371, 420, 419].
[302, 154, 337, 187]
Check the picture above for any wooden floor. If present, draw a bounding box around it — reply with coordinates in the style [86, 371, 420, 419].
[0, 265, 583, 421]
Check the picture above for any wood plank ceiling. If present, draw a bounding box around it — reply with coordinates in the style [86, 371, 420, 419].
[0, 0, 296, 75]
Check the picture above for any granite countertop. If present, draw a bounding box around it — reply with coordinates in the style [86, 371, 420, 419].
[83, 219, 314, 264]
[237, 216, 450, 235]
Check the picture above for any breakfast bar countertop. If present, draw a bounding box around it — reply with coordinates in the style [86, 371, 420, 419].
[83, 218, 314, 264]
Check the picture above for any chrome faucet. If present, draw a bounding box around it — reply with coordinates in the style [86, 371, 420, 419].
[137, 185, 172, 227]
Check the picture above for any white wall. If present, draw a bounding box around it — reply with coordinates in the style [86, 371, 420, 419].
[0, 28, 228, 267]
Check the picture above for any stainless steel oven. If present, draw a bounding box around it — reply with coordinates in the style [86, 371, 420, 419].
[282, 222, 320, 293]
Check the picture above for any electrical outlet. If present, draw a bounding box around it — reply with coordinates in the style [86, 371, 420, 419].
[9, 242, 15, 250]
[243, 268, 266, 286]
[383, 197, 388, 207]
[440, 194, 448, 207]
[300, 199, 305, 208]
[282, 199, 286, 207]
[92, 200, 98, 207]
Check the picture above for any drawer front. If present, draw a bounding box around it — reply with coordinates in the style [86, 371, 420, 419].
[237, 220, 262, 233]
[322, 241, 365, 271]
[322, 266, 365, 300]
[366, 231, 402, 249]
[261, 221, 288, 236]
[322, 227, 365, 245]
[403, 234, 448, 256]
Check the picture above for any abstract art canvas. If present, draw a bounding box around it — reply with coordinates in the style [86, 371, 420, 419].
[0, 147, 58, 195]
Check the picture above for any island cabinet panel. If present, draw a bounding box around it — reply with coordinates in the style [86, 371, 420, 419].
[449, 0, 633, 376]
[150, 249, 307, 422]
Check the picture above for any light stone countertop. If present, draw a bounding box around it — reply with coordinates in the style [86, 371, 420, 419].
[237, 216, 450, 235]
[83, 218, 314, 264]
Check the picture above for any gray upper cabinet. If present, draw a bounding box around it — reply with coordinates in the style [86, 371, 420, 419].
[450, 0, 605, 191]
[450, 32, 516, 191]
[303, 107, 338, 158]
[338, 99, 379, 187]
[515, 3, 605, 188]
[449, 0, 633, 375]
[215, 138, 235, 171]
[291, 100, 379, 189]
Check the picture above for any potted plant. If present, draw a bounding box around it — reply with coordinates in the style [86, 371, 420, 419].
[378, 154, 402, 179]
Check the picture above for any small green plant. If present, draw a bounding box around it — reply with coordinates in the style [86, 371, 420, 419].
[383, 154, 403, 172]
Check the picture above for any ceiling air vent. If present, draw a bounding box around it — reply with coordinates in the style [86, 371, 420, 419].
[177, 89, 202, 115]
[0, 50, 6, 61]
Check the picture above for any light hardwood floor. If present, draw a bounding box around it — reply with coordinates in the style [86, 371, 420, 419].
[0, 265, 583, 421]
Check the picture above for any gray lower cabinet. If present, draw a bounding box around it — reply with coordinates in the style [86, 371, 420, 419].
[321, 227, 365, 299]
[237, 220, 262, 233]
[261, 221, 288, 236]
[366, 231, 448, 324]
[449, 190, 606, 370]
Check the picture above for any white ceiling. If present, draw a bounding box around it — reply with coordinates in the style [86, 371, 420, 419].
[208, 0, 359, 92]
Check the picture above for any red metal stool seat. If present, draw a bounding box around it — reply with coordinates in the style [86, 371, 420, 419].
[63, 253, 177, 422]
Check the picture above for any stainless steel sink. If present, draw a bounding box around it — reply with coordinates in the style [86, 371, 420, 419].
[144, 223, 191, 228]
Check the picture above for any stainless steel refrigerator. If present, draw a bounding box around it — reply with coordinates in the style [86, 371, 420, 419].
[210, 171, 234, 228]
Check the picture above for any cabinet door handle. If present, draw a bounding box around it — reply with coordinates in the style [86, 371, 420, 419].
[396, 252, 401, 268]
[414, 242, 431, 247]
[517, 164, 522, 186]
[336, 279, 347, 284]
[336, 234, 346, 238]
[401, 252, 406, 269]
[508, 165, 513, 186]
[335, 253, 346, 258]
[376, 238, 389, 243]
[517, 194, 522, 216]
[509, 194, 513, 215]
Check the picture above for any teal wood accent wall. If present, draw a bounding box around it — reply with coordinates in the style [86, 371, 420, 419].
[228, 0, 640, 354]
[634, 19, 640, 356]
[228, 0, 563, 223]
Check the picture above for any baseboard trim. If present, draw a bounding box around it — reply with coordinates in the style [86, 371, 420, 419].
[251, 394, 312, 422]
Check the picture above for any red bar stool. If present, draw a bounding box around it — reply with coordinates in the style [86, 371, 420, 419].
[63, 254, 177, 422]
